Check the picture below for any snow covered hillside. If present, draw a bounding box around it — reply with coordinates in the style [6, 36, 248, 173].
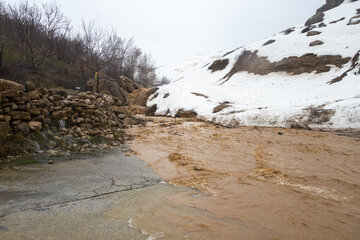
[150, 0, 360, 129]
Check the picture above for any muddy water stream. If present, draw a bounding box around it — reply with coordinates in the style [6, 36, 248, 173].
[1, 117, 359, 239]
[125, 117, 360, 240]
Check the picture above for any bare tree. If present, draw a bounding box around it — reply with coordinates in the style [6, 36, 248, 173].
[136, 53, 156, 86]
[81, 20, 123, 91]
[6, 1, 70, 71]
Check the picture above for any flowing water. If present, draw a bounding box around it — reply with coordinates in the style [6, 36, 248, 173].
[1, 117, 359, 239]
[125, 117, 360, 240]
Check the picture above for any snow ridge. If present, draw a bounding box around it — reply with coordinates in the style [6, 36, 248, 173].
[151, 0, 360, 129]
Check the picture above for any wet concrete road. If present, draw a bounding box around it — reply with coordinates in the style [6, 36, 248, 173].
[0, 149, 170, 239]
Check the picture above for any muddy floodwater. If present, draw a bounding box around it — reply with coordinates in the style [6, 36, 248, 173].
[0, 117, 359, 240]
[126, 117, 360, 240]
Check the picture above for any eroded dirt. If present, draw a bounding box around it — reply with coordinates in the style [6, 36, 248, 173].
[126, 116, 360, 240]
[222, 50, 351, 84]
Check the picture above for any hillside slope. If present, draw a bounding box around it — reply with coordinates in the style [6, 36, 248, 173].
[151, 0, 360, 129]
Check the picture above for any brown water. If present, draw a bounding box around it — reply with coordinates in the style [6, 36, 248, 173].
[125, 117, 360, 240]
[104, 184, 278, 240]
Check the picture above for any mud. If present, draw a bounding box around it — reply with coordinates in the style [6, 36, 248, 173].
[126, 117, 360, 240]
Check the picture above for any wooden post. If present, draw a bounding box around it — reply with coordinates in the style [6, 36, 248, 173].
[0, 43, 5, 75]
[93, 71, 98, 93]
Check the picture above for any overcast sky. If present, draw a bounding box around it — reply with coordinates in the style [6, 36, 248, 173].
[13, 0, 325, 66]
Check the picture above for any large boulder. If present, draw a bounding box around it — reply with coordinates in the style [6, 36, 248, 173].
[305, 12, 325, 26]
[317, 0, 345, 13]
[305, 0, 345, 26]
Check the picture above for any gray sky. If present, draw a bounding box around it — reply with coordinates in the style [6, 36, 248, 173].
[14, 0, 325, 66]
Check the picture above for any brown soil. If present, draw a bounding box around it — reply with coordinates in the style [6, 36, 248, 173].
[126, 116, 360, 240]
[328, 50, 360, 84]
[222, 50, 351, 84]
[127, 87, 158, 106]
[208, 59, 229, 72]
[175, 109, 197, 118]
[191, 92, 209, 99]
[213, 102, 232, 113]
[329, 17, 345, 24]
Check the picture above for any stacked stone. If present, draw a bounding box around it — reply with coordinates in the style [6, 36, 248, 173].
[0, 79, 125, 138]
[54, 91, 124, 129]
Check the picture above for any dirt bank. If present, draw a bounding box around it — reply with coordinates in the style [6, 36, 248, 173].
[126, 116, 360, 240]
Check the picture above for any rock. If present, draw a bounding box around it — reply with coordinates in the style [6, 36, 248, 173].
[348, 15, 360, 25]
[27, 90, 40, 100]
[14, 122, 29, 136]
[11, 120, 22, 126]
[25, 81, 36, 92]
[263, 39, 276, 46]
[305, 12, 324, 26]
[118, 114, 126, 119]
[282, 28, 294, 35]
[46, 150, 57, 155]
[30, 108, 41, 116]
[3, 115, 11, 122]
[89, 128, 100, 135]
[208, 59, 230, 72]
[17, 104, 26, 111]
[41, 109, 49, 115]
[33, 115, 45, 122]
[76, 117, 85, 124]
[0, 79, 25, 92]
[0, 89, 22, 98]
[11, 102, 18, 110]
[48, 160, 54, 164]
[0, 122, 9, 139]
[305, 0, 345, 26]
[310, 40, 324, 46]
[52, 108, 70, 120]
[3, 107, 10, 114]
[8, 111, 31, 120]
[307, 31, 321, 36]
[301, 26, 314, 33]
[37, 88, 49, 97]
[317, 0, 345, 13]
[176, 109, 198, 118]
[145, 104, 157, 116]
[28, 121, 42, 131]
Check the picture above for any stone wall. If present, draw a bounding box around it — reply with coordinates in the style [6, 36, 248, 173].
[0, 79, 126, 138]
